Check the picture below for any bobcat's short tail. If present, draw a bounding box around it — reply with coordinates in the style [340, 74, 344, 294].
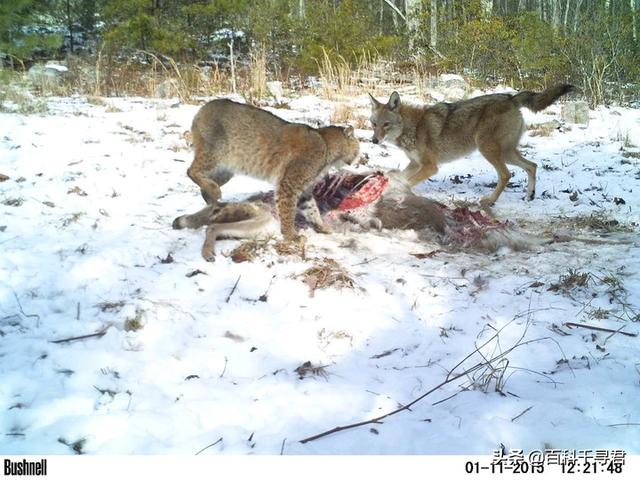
[512, 84, 575, 112]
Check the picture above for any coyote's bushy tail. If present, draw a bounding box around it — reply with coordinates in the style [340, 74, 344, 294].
[512, 84, 575, 112]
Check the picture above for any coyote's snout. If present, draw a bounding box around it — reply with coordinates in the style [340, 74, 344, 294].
[369, 84, 574, 206]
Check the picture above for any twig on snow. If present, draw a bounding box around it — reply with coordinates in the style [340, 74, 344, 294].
[195, 437, 223, 455]
[11, 292, 40, 327]
[564, 322, 637, 337]
[511, 406, 534, 422]
[299, 309, 565, 445]
[226, 275, 241, 303]
[50, 329, 108, 344]
[219, 356, 228, 378]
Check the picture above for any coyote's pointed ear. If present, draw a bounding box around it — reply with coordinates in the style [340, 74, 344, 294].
[344, 125, 355, 138]
[368, 92, 380, 108]
[388, 91, 401, 111]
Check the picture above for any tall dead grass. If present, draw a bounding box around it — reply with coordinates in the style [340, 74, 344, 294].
[4, 49, 407, 109]
[12, 52, 234, 101]
[316, 48, 394, 100]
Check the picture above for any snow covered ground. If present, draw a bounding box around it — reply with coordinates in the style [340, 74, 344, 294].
[1, 91, 639, 455]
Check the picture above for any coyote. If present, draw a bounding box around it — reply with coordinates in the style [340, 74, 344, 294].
[182, 99, 360, 241]
[368, 85, 574, 206]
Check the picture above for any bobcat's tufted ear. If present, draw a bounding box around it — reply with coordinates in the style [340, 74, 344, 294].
[344, 125, 355, 138]
[388, 91, 401, 111]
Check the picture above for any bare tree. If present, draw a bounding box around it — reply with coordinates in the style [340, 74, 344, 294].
[573, 0, 584, 32]
[552, 0, 562, 30]
[632, 0, 638, 43]
[430, 0, 437, 49]
[481, 0, 493, 16]
[564, 0, 572, 31]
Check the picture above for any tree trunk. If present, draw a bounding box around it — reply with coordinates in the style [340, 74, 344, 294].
[229, 39, 236, 94]
[481, 0, 492, 16]
[552, 0, 562, 29]
[563, 0, 571, 31]
[573, 0, 583, 32]
[518, 0, 526, 13]
[631, 0, 638, 43]
[66, 0, 74, 55]
[430, 0, 437, 49]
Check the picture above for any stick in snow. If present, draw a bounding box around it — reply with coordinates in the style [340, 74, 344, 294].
[50, 329, 108, 344]
[195, 437, 223, 455]
[226, 275, 241, 303]
[299, 317, 557, 444]
[563, 322, 637, 337]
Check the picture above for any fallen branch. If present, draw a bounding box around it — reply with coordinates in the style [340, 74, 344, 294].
[13, 292, 41, 327]
[563, 322, 637, 337]
[280, 438, 287, 455]
[195, 437, 223, 455]
[299, 318, 550, 444]
[511, 405, 534, 422]
[226, 275, 241, 303]
[50, 329, 108, 344]
[219, 356, 228, 378]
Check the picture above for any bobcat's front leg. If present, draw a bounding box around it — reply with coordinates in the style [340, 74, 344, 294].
[277, 183, 302, 242]
[298, 190, 331, 234]
[278, 156, 324, 242]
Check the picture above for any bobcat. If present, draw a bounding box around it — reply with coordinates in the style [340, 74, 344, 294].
[179, 99, 360, 241]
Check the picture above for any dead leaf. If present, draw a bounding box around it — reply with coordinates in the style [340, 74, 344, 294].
[67, 186, 88, 196]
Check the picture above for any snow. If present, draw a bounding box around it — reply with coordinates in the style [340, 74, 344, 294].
[44, 63, 69, 73]
[1, 92, 639, 455]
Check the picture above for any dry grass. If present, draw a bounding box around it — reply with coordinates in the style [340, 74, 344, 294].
[274, 238, 306, 258]
[298, 257, 355, 297]
[548, 269, 591, 293]
[0, 69, 48, 114]
[95, 300, 126, 312]
[528, 121, 560, 137]
[294, 361, 329, 380]
[244, 45, 268, 104]
[60, 212, 85, 228]
[587, 307, 610, 320]
[26, 53, 234, 100]
[227, 238, 271, 263]
[568, 212, 636, 234]
[329, 102, 369, 129]
[124, 309, 145, 332]
[2, 50, 397, 108]
[614, 129, 636, 148]
[316, 48, 391, 100]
